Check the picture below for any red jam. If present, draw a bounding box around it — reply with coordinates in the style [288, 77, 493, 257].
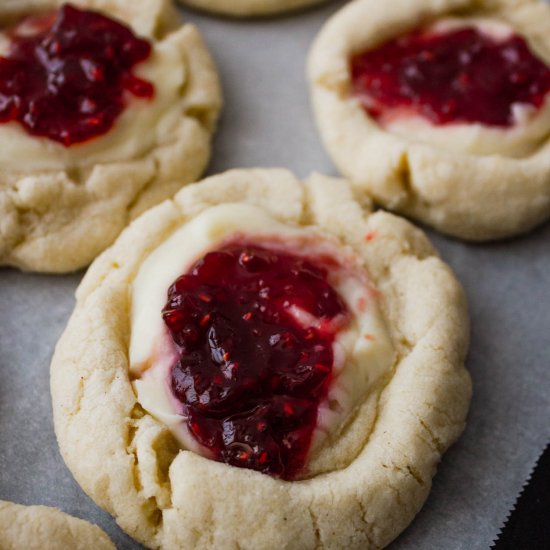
[162, 244, 349, 480]
[351, 26, 550, 127]
[0, 3, 154, 146]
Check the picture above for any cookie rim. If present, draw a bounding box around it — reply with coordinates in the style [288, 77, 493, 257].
[177, 0, 328, 18]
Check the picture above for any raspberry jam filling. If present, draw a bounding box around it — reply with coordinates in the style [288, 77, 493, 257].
[351, 25, 550, 127]
[162, 244, 349, 480]
[0, 3, 154, 146]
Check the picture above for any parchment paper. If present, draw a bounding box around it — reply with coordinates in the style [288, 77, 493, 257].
[1, 2, 549, 548]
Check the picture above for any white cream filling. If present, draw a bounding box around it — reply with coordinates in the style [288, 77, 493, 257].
[372, 17, 550, 157]
[0, 26, 186, 171]
[129, 204, 394, 464]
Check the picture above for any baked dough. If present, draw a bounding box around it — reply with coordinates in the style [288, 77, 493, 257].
[51, 168, 471, 549]
[177, 0, 327, 18]
[0, 500, 114, 550]
[308, 0, 550, 240]
[0, 0, 221, 272]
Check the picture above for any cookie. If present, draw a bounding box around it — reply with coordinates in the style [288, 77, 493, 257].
[177, 0, 327, 18]
[308, 0, 550, 240]
[0, 0, 221, 272]
[51, 168, 471, 549]
[0, 500, 114, 550]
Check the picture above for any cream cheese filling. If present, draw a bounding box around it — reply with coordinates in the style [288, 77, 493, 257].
[0, 25, 187, 171]
[129, 203, 395, 467]
[373, 17, 550, 158]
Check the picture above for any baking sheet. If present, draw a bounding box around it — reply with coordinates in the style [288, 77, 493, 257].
[1, 2, 549, 548]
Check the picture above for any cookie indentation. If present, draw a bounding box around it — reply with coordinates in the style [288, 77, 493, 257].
[162, 244, 350, 480]
[0, 3, 154, 146]
[351, 25, 550, 128]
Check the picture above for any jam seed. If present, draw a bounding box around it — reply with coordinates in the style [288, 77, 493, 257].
[283, 402, 294, 416]
[315, 363, 330, 373]
[364, 231, 376, 242]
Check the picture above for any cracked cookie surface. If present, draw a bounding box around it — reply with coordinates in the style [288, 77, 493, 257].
[0, 500, 114, 550]
[51, 168, 471, 549]
[308, 0, 550, 240]
[0, 0, 221, 272]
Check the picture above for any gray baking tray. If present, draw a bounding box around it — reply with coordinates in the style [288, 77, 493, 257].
[1, 2, 549, 548]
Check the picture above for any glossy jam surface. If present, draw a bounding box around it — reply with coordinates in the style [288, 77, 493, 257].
[351, 26, 550, 127]
[0, 3, 153, 146]
[162, 244, 349, 479]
